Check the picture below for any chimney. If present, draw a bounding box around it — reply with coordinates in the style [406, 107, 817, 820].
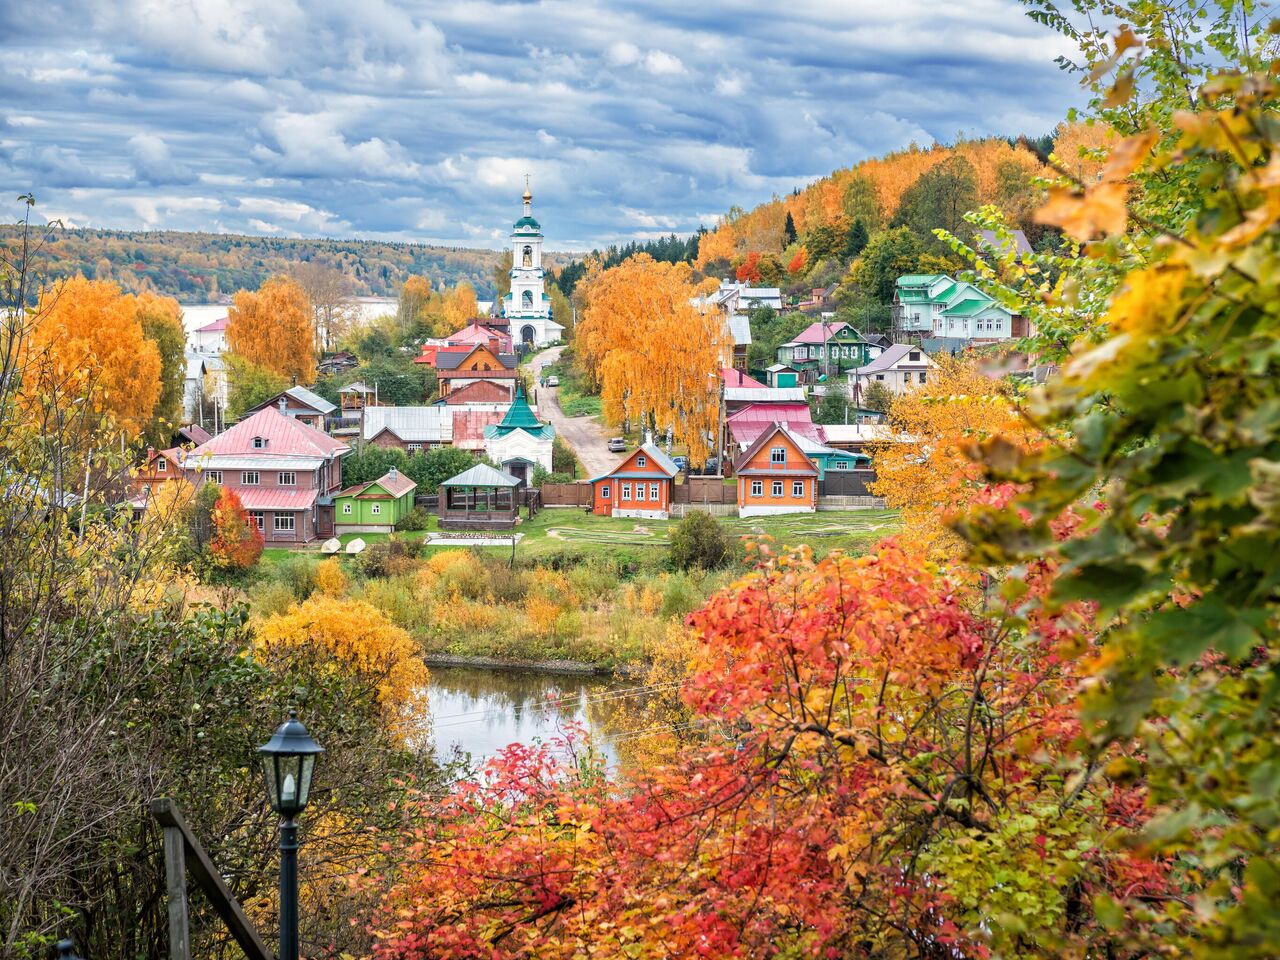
[389, 466, 398, 479]
[146, 445, 155, 460]
[488, 336, 499, 353]
[277, 397, 288, 415]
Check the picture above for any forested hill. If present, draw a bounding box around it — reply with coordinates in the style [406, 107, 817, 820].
[3, 227, 543, 302]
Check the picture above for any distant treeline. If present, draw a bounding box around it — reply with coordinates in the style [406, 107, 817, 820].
[555, 232, 701, 295]
[0, 226, 553, 302]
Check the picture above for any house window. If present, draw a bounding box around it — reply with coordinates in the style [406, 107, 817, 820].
[904, 372, 911, 383]
[249, 511, 264, 530]
[156, 459, 167, 473]
[750, 480, 763, 497]
[795, 346, 807, 360]
[919, 372, 927, 383]
[908, 351, 921, 361]
[875, 374, 885, 381]
[601, 485, 611, 499]
[273, 514, 295, 532]
[771, 481, 784, 497]
[636, 484, 646, 501]
[242, 471, 260, 485]
[430, 443, 443, 449]
[770, 447, 786, 465]
[649, 482, 660, 501]
[406, 443, 422, 453]
[792, 480, 804, 497]
[636, 455, 647, 468]
[205, 471, 222, 484]
[622, 482, 632, 501]
[278, 472, 296, 486]
[342, 503, 353, 515]
[252, 437, 266, 449]
[834, 461, 848, 470]
[371, 503, 381, 515]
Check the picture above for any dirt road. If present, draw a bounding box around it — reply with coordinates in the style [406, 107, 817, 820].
[529, 346, 619, 479]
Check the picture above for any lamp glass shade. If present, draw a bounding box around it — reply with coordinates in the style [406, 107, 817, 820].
[258, 711, 323, 816]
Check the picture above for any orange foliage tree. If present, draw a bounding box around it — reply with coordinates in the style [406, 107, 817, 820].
[208, 487, 263, 569]
[366, 542, 1168, 958]
[28, 275, 162, 438]
[574, 255, 727, 464]
[256, 595, 429, 739]
[226, 276, 316, 384]
[442, 281, 479, 332]
[869, 354, 1038, 559]
[733, 251, 762, 282]
[787, 247, 808, 275]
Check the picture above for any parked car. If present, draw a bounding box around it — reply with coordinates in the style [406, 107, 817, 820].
[671, 455, 689, 473]
[546, 375, 560, 386]
[700, 457, 720, 475]
[607, 437, 627, 452]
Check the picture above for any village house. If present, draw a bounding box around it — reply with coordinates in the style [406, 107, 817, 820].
[732, 423, 819, 519]
[591, 442, 679, 520]
[183, 352, 227, 423]
[439, 379, 515, 405]
[362, 407, 453, 452]
[482, 382, 555, 484]
[318, 350, 358, 377]
[696, 280, 784, 314]
[334, 467, 417, 534]
[724, 384, 808, 416]
[765, 363, 800, 388]
[172, 405, 349, 543]
[190, 315, 228, 354]
[726, 315, 751, 371]
[775, 320, 881, 384]
[436, 342, 520, 401]
[244, 385, 337, 431]
[339, 382, 378, 412]
[893, 274, 1024, 341]
[795, 285, 838, 313]
[849, 343, 935, 402]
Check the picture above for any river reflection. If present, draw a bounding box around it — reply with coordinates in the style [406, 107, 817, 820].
[428, 665, 623, 770]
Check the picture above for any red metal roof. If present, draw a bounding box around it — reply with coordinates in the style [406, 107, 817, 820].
[790, 320, 851, 345]
[447, 322, 513, 351]
[192, 407, 348, 459]
[727, 402, 823, 448]
[720, 367, 767, 388]
[234, 488, 318, 511]
[451, 409, 503, 449]
[196, 316, 229, 332]
[341, 469, 416, 499]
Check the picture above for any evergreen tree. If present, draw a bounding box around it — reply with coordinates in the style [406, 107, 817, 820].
[843, 219, 869, 261]
[783, 211, 797, 246]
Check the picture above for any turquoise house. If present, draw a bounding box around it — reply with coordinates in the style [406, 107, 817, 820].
[796, 436, 870, 479]
[334, 468, 417, 534]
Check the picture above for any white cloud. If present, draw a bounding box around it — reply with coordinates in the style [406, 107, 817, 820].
[253, 111, 423, 179]
[714, 72, 745, 97]
[605, 41, 641, 66]
[129, 133, 194, 184]
[643, 50, 685, 76]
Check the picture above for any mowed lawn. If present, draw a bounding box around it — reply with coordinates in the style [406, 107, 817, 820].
[261, 507, 899, 570]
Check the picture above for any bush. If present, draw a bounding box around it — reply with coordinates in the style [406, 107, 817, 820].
[533, 465, 574, 485]
[275, 555, 320, 601]
[552, 437, 577, 475]
[314, 557, 348, 596]
[669, 511, 733, 571]
[357, 535, 420, 578]
[396, 506, 432, 532]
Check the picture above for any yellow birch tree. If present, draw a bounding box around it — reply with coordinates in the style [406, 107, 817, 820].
[226, 276, 316, 384]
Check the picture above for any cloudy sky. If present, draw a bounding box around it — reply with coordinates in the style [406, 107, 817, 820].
[0, 0, 1084, 251]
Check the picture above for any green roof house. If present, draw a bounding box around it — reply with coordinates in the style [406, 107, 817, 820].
[775, 321, 879, 384]
[482, 381, 555, 484]
[893, 274, 1023, 341]
[334, 468, 417, 534]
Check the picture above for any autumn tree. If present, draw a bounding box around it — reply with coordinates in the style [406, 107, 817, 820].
[492, 250, 513, 299]
[133, 292, 187, 441]
[442, 281, 478, 332]
[860, 378, 893, 413]
[547, 283, 573, 340]
[226, 276, 316, 384]
[869, 353, 1035, 558]
[289, 260, 357, 351]
[895, 153, 980, 246]
[575, 255, 728, 464]
[224, 354, 289, 420]
[846, 226, 923, 303]
[209, 487, 263, 570]
[28, 275, 162, 438]
[257, 595, 429, 739]
[396, 275, 435, 339]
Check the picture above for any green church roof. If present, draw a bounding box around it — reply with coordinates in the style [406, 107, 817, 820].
[513, 216, 542, 231]
[484, 382, 556, 440]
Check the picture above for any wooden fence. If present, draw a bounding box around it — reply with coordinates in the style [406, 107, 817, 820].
[818, 470, 877, 497]
[672, 476, 735, 504]
[540, 482, 593, 507]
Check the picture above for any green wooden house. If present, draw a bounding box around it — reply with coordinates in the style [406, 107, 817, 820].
[776, 321, 877, 383]
[334, 468, 417, 534]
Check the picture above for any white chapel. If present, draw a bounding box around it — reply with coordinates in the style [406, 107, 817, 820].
[501, 181, 563, 348]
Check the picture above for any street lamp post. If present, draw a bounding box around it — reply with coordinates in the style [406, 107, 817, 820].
[258, 710, 323, 960]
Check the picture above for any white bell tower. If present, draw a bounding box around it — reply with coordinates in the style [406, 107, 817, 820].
[502, 177, 562, 348]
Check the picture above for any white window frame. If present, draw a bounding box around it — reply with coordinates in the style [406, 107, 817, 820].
[875, 374, 885, 381]
[249, 511, 264, 530]
[252, 437, 266, 449]
[770, 446, 786, 465]
[649, 482, 659, 501]
[636, 455, 647, 468]
[371, 503, 381, 515]
[601, 484, 610, 499]
[273, 514, 295, 532]
[771, 480, 784, 498]
[792, 480, 804, 498]
[909, 351, 921, 361]
[636, 484, 646, 502]
[750, 480, 763, 497]
[342, 502, 353, 515]
[919, 372, 927, 383]
[834, 461, 848, 470]
[621, 482, 632, 501]
[406, 443, 422, 453]
[205, 471, 222, 484]
[156, 458, 167, 473]
[242, 471, 260, 486]
[278, 472, 296, 486]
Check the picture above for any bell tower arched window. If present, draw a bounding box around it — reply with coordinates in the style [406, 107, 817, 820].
[522, 245, 532, 267]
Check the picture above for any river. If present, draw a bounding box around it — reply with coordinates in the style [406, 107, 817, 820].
[427, 665, 627, 770]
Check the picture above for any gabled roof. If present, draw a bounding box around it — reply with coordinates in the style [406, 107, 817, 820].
[195, 316, 228, 332]
[591, 442, 679, 483]
[941, 297, 998, 317]
[340, 381, 375, 394]
[720, 368, 767, 388]
[435, 343, 518, 371]
[250, 385, 338, 416]
[443, 380, 513, 404]
[732, 423, 819, 476]
[441, 463, 522, 488]
[725, 387, 807, 403]
[852, 343, 930, 375]
[786, 320, 855, 346]
[447, 322, 512, 347]
[484, 382, 555, 440]
[977, 229, 1033, 257]
[362, 406, 453, 443]
[726, 314, 752, 346]
[340, 468, 417, 500]
[177, 424, 211, 445]
[896, 274, 949, 286]
[188, 407, 347, 461]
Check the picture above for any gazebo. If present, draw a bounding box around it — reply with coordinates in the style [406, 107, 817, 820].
[438, 463, 523, 529]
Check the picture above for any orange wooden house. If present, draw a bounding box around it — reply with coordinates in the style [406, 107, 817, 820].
[436, 342, 520, 400]
[731, 423, 819, 518]
[591, 442, 680, 519]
